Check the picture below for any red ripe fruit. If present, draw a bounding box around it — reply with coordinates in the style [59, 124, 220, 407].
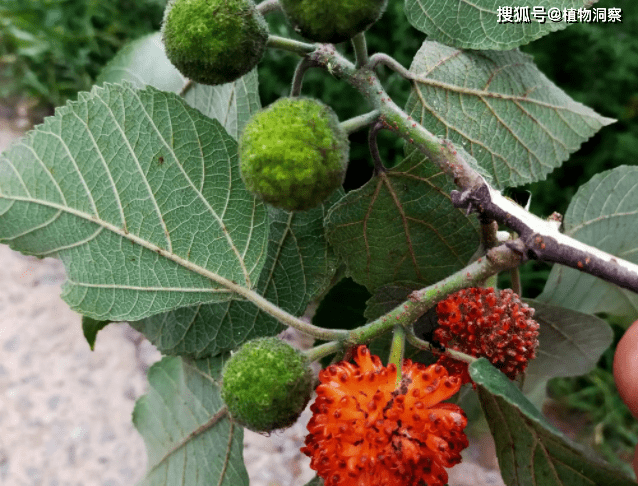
[434, 287, 539, 384]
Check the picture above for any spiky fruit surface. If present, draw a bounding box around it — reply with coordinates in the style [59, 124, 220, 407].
[161, 0, 268, 86]
[280, 0, 388, 43]
[239, 97, 349, 211]
[435, 287, 539, 383]
[221, 337, 314, 432]
[302, 346, 468, 486]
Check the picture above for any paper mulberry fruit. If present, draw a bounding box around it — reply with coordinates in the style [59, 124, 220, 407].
[280, 0, 388, 43]
[301, 346, 468, 486]
[434, 287, 539, 384]
[161, 0, 268, 86]
[239, 97, 349, 211]
[221, 337, 314, 432]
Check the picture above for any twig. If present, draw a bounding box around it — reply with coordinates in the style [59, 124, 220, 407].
[339, 110, 380, 135]
[267, 35, 316, 55]
[451, 183, 638, 293]
[352, 33, 369, 69]
[290, 57, 314, 96]
[368, 120, 386, 174]
[368, 53, 413, 80]
[256, 0, 280, 15]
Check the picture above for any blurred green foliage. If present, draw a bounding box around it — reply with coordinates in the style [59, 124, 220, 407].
[0, 0, 166, 107]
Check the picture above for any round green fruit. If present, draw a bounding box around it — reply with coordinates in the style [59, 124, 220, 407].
[161, 0, 268, 86]
[239, 97, 349, 211]
[221, 337, 315, 432]
[280, 0, 388, 43]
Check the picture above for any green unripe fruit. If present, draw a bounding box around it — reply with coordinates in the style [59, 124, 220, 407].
[161, 0, 268, 86]
[280, 0, 388, 43]
[221, 337, 315, 432]
[239, 97, 349, 211]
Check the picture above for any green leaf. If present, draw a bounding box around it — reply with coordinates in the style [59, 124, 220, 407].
[325, 148, 480, 292]
[82, 316, 111, 350]
[405, 42, 615, 189]
[133, 355, 249, 486]
[96, 32, 186, 94]
[363, 281, 419, 321]
[471, 358, 637, 486]
[304, 477, 324, 486]
[130, 191, 343, 357]
[404, 0, 591, 50]
[538, 166, 638, 318]
[0, 82, 269, 321]
[522, 299, 613, 395]
[95, 32, 261, 140]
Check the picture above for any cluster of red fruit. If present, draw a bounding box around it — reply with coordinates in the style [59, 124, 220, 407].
[434, 287, 540, 385]
[302, 287, 540, 486]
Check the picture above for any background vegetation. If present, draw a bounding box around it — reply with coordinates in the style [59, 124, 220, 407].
[1, 0, 637, 476]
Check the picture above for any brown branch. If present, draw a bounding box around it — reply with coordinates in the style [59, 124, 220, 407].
[451, 183, 638, 294]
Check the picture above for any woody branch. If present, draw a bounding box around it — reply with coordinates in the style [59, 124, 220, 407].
[304, 42, 638, 295]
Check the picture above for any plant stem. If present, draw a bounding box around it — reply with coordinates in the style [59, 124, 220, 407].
[511, 267, 522, 295]
[389, 325, 406, 384]
[351, 33, 369, 69]
[347, 244, 521, 345]
[290, 57, 313, 96]
[256, 0, 280, 15]
[406, 327, 477, 365]
[369, 120, 386, 174]
[303, 340, 343, 363]
[180, 80, 194, 97]
[267, 35, 316, 56]
[339, 110, 380, 135]
[368, 53, 413, 80]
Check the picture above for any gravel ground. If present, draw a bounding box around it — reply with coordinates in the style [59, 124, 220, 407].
[0, 116, 506, 486]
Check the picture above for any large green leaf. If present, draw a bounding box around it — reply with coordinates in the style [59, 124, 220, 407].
[405, 42, 614, 189]
[521, 299, 613, 399]
[133, 355, 249, 486]
[471, 359, 637, 486]
[325, 149, 480, 292]
[523, 300, 612, 382]
[130, 191, 343, 357]
[404, 0, 591, 50]
[96, 32, 261, 140]
[0, 82, 269, 321]
[538, 166, 638, 318]
[96, 32, 185, 94]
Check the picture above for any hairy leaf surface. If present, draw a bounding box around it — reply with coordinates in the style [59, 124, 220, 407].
[405, 0, 593, 50]
[405, 42, 614, 189]
[131, 191, 342, 357]
[0, 82, 269, 321]
[521, 299, 613, 394]
[133, 355, 248, 486]
[538, 166, 638, 318]
[96, 32, 261, 139]
[325, 150, 479, 292]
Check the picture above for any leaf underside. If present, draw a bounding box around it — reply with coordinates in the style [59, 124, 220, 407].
[133, 355, 249, 486]
[405, 42, 615, 189]
[96, 31, 262, 141]
[404, 0, 592, 50]
[0, 82, 269, 321]
[538, 166, 638, 318]
[131, 191, 342, 358]
[325, 148, 480, 292]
